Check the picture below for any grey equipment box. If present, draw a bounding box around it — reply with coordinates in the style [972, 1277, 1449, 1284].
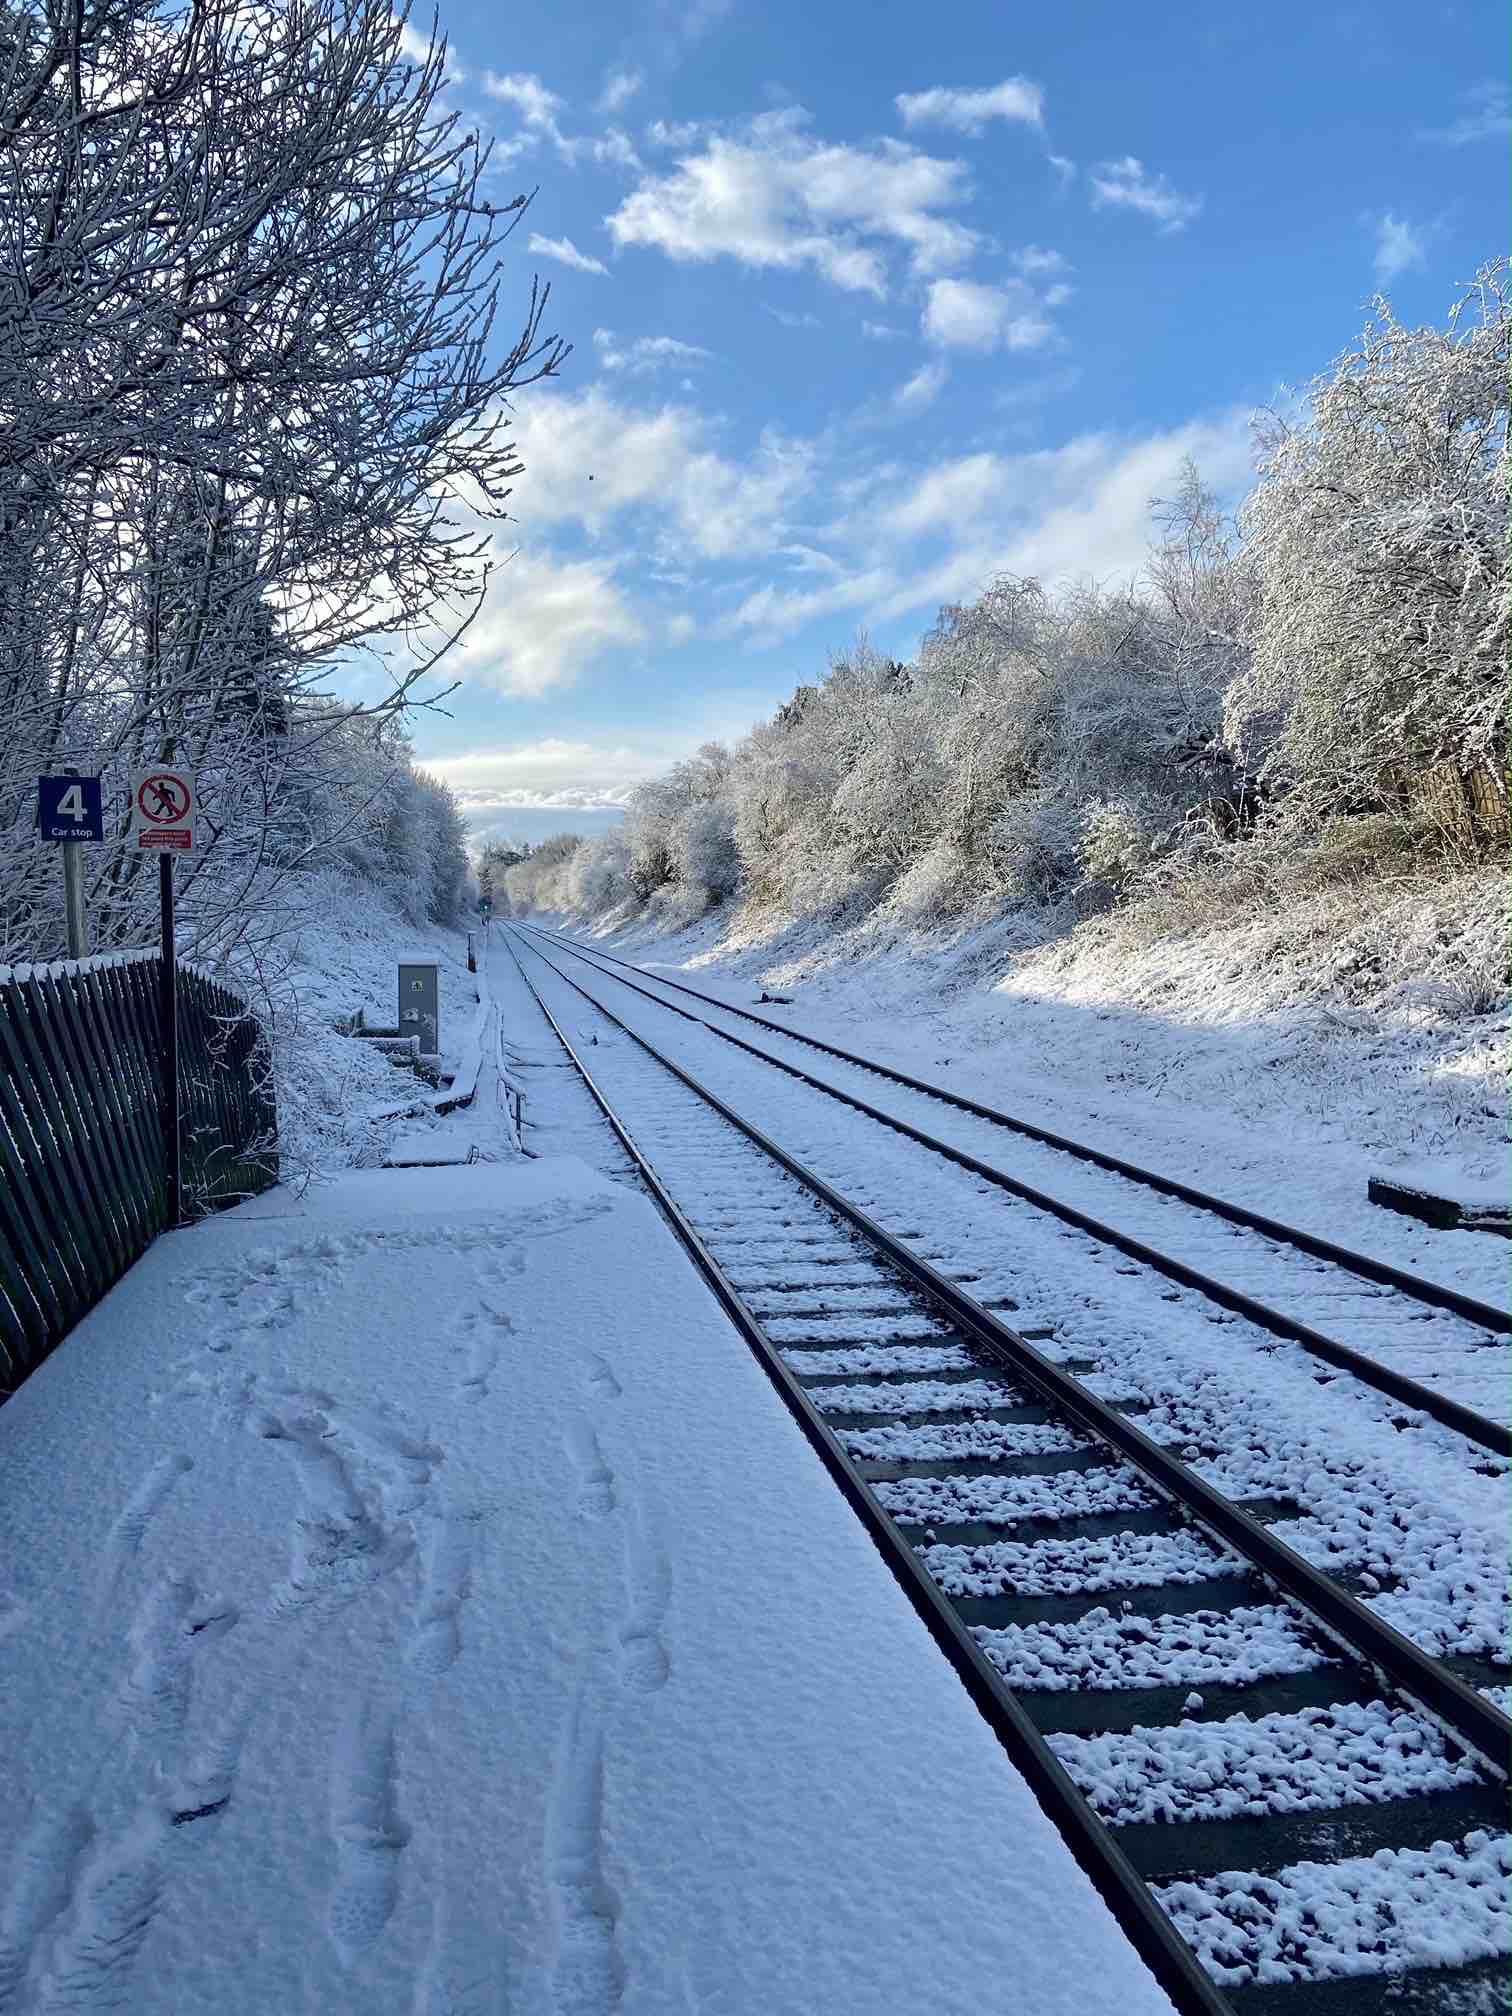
[398, 962, 440, 1057]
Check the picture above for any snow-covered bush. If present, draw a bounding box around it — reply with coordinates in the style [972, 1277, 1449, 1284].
[1078, 797, 1171, 893]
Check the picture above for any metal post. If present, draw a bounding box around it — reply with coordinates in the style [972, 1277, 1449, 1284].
[62, 842, 87, 957]
[159, 854, 181, 1227]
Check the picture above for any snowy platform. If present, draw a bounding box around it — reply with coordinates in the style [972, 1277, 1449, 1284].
[0, 1157, 1174, 2016]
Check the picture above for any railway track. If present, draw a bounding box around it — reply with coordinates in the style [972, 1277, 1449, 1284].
[516, 920, 1510, 1458]
[500, 922, 1512, 2016]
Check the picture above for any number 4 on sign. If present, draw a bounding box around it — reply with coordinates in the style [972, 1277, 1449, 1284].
[54, 783, 87, 821]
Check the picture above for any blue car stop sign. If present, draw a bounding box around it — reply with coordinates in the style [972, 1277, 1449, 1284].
[38, 775, 104, 842]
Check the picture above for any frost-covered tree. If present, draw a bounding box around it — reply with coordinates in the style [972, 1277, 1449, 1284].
[1226, 261, 1508, 837]
[0, 0, 569, 961]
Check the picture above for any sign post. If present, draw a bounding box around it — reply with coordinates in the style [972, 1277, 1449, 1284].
[37, 775, 104, 957]
[131, 768, 198, 1225]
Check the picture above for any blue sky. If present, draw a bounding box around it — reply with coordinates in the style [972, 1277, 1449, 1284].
[391, 0, 1507, 847]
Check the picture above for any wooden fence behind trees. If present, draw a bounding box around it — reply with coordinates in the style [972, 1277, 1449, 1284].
[0, 953, 277, 1391]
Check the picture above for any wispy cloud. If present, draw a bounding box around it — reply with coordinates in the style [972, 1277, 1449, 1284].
[529, 233, 610, 275]
[1013, 244, 1069, 276]
[1089, 156, 1202, 232]
[1372, 211, 1427, 281]
[861, 320, 903, 340]
[893, 361, 948, 413]
[1417, 81, 1511, 145]
[593, 329, 713, 372]
[485, 69, 574, 160]
[766, 305, 823, 329]
[895, 77, 1044, 135]
[598, 69, 643, 115]
[484, 71, 641, 172]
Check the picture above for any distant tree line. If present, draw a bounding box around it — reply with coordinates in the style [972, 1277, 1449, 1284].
[507, 264, 1508, 932]
[0, 0, 567, 966]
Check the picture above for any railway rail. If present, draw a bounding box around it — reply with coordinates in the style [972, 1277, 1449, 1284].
[516, 920, 1510, 1459]
[502, 924, 1512, 2016]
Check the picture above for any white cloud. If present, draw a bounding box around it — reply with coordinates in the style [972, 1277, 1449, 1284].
[393, 15, 467, 82]
[598, 69, 643, 116]
[766, 305, 824, 329]
[662, 0, 733, 45]
[450, 549, 645, 695]
[508, 386, 812, 561]
[892, 361, 948, 414]
[1013, 244, 1069, 275]
[1089, 156, 1202, 232]
[895, 77, 1044, 135]
[729, 414, 1254, 643]
[606, 108, 978, 295]
[923, 277, 1052, 353]
[484, 69, 576, 161]
[590, 128, 643, 172]
[395, 18, 430, 64]
[861, 319, 903, 340]
[427, 738, 673, 810]
[1048, 154, 1076, 186]
[645, 117, 708, 149]
[1418, 82, 1511, 145]
[483, 72, 642, 172]
[1373, 211, 1427, 280]
[485, 70, 563, 128]
[728, 568, 890, 640]
[529, 233, 609, 275]
[593, 329, 713, 373]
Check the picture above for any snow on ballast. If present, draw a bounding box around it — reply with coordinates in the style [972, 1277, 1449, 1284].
[504, 922, 1512, 2015]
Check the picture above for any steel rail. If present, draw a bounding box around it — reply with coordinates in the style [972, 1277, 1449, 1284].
[523, 921, 1510, 1339]
[516, 923, 1512, 1462]
[499, 927, 1242, 2016]
[512, 925, 1512, 1772]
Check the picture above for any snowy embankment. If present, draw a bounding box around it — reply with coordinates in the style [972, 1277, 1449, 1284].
[268, 868, 480, 1176]
[530, 859, 1508, 1307]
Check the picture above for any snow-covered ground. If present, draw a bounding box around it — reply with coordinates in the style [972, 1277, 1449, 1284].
[531, 894, 1510, 1316]
[0, 957, 1181, 2016]
[268, 868, 485, 1177]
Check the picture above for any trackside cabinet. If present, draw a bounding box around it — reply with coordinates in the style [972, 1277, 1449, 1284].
[398, 962, 440, 1057]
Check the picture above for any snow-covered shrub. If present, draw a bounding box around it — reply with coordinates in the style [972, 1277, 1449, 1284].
[672, 800, 741, 905]
[568, 830, 633, 915]
[1079, 797, 1170, 892]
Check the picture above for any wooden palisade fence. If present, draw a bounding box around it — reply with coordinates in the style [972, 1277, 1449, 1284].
[0, 951, 277, 1391]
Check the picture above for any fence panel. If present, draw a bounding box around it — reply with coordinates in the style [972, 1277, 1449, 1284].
[0, 954, 278, 1392]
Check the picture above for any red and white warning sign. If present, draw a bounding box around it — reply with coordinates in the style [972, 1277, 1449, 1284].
[130, 767, 197, 852]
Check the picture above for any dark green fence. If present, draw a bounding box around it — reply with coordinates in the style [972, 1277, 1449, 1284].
[0, 953, 277, 1391]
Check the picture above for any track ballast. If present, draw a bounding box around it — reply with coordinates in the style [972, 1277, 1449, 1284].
[518, 920, 1510, 1457]
[502, 923, 1512, 2016]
